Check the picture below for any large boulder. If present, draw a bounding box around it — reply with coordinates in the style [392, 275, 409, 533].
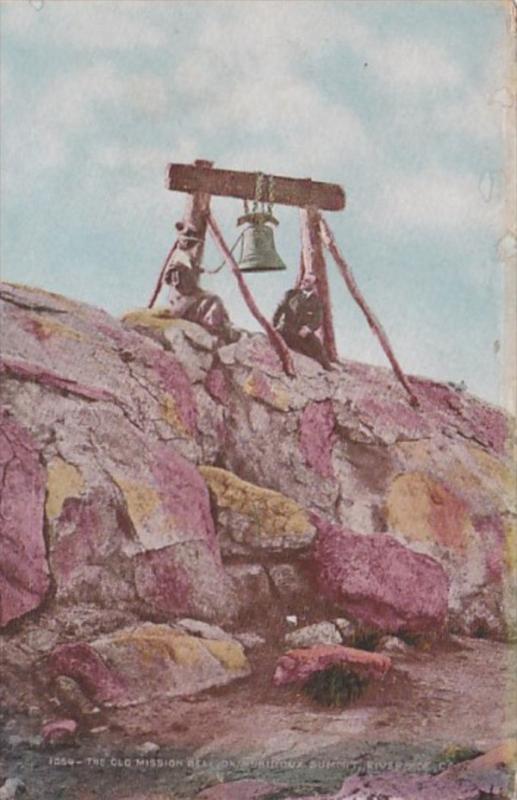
[47, 623, 250, 706]
[311, 515, 450, 635]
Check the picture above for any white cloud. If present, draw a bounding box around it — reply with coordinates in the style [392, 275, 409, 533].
[365, 167, 504, 235]
[368, 39, 462, 93]
[2, 62, 169, 195]
[1, 1, 166, 49]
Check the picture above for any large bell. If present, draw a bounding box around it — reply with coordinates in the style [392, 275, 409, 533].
[237, 212, 286, 273]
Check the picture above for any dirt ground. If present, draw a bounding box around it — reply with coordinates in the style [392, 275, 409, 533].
[1, 637, 516, 799]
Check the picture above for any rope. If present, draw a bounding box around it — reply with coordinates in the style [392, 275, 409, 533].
[148, 240, 179, 308]
[200, 232, 244, 274]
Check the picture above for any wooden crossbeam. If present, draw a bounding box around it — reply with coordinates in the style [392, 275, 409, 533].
[166, 161, 345, 211]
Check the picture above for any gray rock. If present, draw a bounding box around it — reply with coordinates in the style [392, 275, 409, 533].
[285, 622, 342, 648]
[378, 635, 409, 654]
[333, 617, 357, 644]
[0, 778, 26, 800]
[136, 741, 160, 755]
[234, 632, 266, 650]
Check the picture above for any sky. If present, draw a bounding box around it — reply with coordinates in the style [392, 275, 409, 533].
[0, 0, 512, 405]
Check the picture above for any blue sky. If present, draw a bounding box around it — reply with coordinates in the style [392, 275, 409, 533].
[0, 0, 511, 404]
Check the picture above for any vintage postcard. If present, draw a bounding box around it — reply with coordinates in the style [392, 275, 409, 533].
[0, 1, 516, 799]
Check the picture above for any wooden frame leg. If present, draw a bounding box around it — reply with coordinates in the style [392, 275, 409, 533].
[319, 214, 419, 406]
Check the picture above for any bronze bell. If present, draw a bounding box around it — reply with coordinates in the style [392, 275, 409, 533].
[237, 212, 286, 273]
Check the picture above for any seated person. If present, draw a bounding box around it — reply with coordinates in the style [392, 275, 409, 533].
[164, 262, 239, 344]
[272, 277, 332, 369]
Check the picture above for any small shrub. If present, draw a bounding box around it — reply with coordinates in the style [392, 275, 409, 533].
[303, 665, 366, 707]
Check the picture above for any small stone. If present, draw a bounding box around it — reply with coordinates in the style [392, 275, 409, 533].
[285, 622, 342, 649]
[378, 635, 409, 654]
[136, 741, 160, 755]
[234, 632, 266, 650]
[41, 718, 78, 745]
[286, 615, 298, 626]
[0, 778, 26, 800]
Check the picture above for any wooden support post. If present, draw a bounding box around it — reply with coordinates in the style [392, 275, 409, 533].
[319, 215, 419, 406]
[300, 207, 339, 362]
[207, 212, 296, 377]
[149, 160, 213, 308]
[178, 159, 213, 278]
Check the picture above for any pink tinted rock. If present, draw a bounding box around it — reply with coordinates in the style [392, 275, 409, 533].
[299, 400, 336, 478]
[42, 718, 78, 744]
[134, 541, 240, 624]
[150, 444, 218, 553]
[311, 515, 449, 635]
[205, 365, 230, 405]
[47, 642, 126, 705]
[145, 348, 197, 435]
[358, 395, 432, 442]
[331, 769, 509, 799]
[474, 514, 506, 582]
[273, 644, 391, 687]
[0, 411, 49, 627]
[1, 356, 117, 403]
[196, 779, 284, 799]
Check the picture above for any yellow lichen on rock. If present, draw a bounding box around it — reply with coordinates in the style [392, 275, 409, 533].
[161, 394, 190, 437]
[113, 477, 160, 527]
[199, 466, 314, 539]
[203, 638, 249, 671]
[109, 625, 205, 667]
[395, 440, 514, 511]
[45, 457, 85, 519]
[504, 517, 517, 574]
[386, 471, 474, 551]
[107, 625, 250, 672]
[28, 314, 83, 342]
[243, 373, 289, 411]
[121, 307, 179, 331]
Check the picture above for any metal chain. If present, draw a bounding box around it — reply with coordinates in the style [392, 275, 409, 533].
[267, 175, 275, 214]
[253, 172, 265, 213]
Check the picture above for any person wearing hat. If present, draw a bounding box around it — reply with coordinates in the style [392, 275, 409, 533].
[272, 276, 332, 369]
[164, 221, 239, 343]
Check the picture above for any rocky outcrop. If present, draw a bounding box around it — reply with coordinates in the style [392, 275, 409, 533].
[0, 281, 515, 714]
